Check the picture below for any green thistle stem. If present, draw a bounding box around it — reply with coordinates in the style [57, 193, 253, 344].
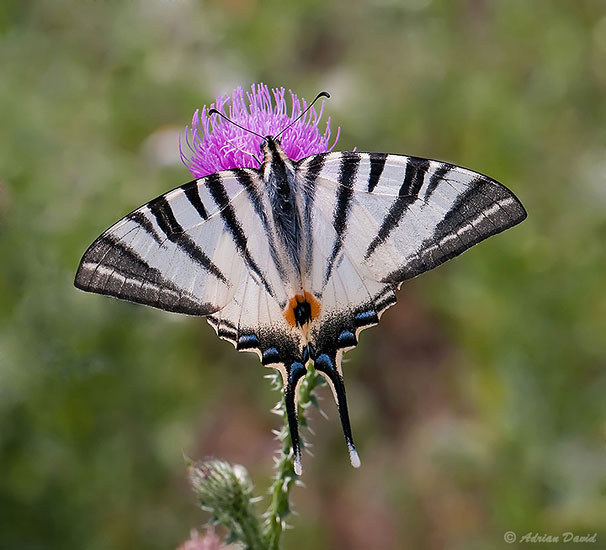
[263, 362, 323, 550]
[188, 363, 323, 550]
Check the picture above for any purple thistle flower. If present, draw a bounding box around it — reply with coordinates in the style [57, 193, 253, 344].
[180, 83, 340, 178]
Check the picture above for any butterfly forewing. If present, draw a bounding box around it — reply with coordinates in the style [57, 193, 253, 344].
[75, 205, 228, 315]
[76, 171, 247, 314]
[298, 151, 526, 289]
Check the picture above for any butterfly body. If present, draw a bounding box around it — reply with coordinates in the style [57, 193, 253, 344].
[263, 137, 306, 281]
[75, 137, 526, 474]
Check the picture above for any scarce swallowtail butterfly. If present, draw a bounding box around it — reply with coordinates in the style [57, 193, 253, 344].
[75, 91, 526, 475]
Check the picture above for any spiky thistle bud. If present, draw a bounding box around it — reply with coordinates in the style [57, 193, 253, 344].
[188, 460, 264, 549]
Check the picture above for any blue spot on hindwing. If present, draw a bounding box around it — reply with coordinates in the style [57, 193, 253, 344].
[315, 353, 334, 372]
[262, 347, 281, 365]
[289, 362, 307, 382]
[337, 329, 357, 348]
[237, 333, 259, 350]
[354, 309, 378, 327]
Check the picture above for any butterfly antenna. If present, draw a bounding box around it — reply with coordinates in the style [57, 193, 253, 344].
[208, 109, 265, 139]
[274, 91, 330, 139]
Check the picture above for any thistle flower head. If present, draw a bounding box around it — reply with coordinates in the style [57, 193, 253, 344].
[180, 83, 340, 178]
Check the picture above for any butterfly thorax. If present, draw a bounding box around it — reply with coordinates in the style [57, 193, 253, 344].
[261, 137, 305, 279]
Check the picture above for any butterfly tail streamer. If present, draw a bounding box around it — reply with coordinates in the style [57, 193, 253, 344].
[284, 362, 308, 475]
[314, 353, 361, 469]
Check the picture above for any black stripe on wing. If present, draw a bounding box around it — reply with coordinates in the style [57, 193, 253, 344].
[148, 196, 228, 284]
[325, 152, 360, 284]
[365, 157, 430, 260]
[299, 154, 326, 271]
[182, 180, 209, 220]
[206, 173, 276, 298]
[234, 168, 288, 282]
[74, 234, 218, 315]
[367, 153, 387, 192]
[206, 315, 237, 332]
[423, 162, 453, 200]
[371, 285, 398, 314]
[383, 174, 527, 284]
[126, 211, 163, 245]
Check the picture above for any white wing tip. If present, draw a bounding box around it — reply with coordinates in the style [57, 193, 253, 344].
[349, 445, 361, 468]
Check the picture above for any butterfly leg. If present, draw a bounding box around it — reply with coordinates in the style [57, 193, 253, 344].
[314, 352, 361, 468]
[283, 361, 308, 475]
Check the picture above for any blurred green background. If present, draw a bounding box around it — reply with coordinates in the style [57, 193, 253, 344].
[1, 1, 605, 549]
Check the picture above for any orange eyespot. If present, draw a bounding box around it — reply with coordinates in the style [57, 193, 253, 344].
[284, 291, 321, 327]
